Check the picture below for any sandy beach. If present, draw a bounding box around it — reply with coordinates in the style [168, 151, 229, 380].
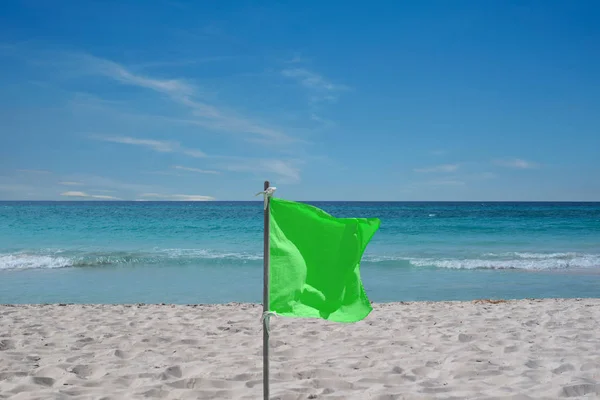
[1, 299, 599, 399]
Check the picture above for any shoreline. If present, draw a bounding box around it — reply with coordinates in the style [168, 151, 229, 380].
[2, 299, 600, 399]
[2, 296, 599, 306]
[3, 264, 600, 306]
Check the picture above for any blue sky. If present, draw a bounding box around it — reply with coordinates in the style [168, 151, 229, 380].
[1, 0, 599, 201]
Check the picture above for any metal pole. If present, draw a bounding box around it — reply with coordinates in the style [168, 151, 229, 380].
[262, 180, 270, 400]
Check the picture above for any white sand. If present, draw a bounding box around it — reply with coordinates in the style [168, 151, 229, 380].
[1, 299, 599, 399]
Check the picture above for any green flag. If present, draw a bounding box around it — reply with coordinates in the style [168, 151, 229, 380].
[268, 197, 380, 323]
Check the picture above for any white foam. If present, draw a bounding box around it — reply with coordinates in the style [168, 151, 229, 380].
[364, 251, 600, 270]
[0, 254, 74, 270]
[159, 248, 262, 261]
[3, 249, 599, 272]
[364, 254, 407, 262]
[483, 252, 581, 259]
[0, 248, 264, 271]
[408, 254, 600, 270]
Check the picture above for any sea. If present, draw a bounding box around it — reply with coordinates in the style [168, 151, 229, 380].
[1, 201, 600, 304]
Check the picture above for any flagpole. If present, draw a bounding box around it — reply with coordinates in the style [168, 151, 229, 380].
[262, 180, 270, 400]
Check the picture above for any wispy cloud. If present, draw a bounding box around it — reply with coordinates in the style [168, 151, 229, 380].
[92, 135, 206, 158]
[58, 181, 82, 186]
[173, 165, 220, 174]
[94, 136, 174, 152]
[139, 193, 215, 201]
[282, 68, 347, 92]
[414, 164, 460, 173]
[60, 191, 120, 200]
[310, 113, 337, 129]
[284, 54, 309, 64]
[58, 174, 157, 194]
[132, 56, 233, 70]
[493, 158, 539, 169]
[76, 54, 194, 96]
[175, 97, 290, 141]
[74, 54, 293, 143]
[281, 68, 349, 103]
[216, 157, 301, 184]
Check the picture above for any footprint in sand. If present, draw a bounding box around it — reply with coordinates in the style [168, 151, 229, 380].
[0, 339, 15, 351]
[31, 376, 54, 387]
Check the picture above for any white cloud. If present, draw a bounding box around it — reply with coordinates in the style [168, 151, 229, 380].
[87, 195, 120, 200]
[5, 46, 302, 149]
[285, 54, 309, 64]
[77, 54, 194, 96]
[414, 164, 460, 173]
[60, 191, 120, 200]
[218, 158, 301, 184]
[175, 96, 290, 141]
[95, 136, 175, 152]
[139, 193, 215, 201]
[281, 68, 349, 103]
[173, 165, 220, 174]
[182, 149, 207, 158]
[92, 135, 206, 157]
[58, 181, 82, 186]
[282, 68, 347, 92]
[75, 54, 292, 142]
[132, 56, 233, 70]
[493, 158, 539, 169]
[61, 191, 89, 197]
[58, 174, 157, 194]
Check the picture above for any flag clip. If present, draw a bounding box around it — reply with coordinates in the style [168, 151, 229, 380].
[261, 311, 277, 335]
[255, 186, 277, 210]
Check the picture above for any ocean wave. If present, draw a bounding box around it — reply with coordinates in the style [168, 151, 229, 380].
[2, 250, 599, 272]
[158, 248, 262, 261]
[364, 252, 600, 270]
[0, 249, 262, 271]
[0, 254, 74, 270]
[407, 256, 600, 270]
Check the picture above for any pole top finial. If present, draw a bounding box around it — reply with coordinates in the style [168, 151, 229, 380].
[256, 184, 276, 210]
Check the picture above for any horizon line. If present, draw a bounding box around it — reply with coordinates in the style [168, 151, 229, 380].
[1, 200, 600, 203]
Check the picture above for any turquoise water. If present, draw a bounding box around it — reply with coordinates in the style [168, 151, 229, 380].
[1, 201, 600, 304]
